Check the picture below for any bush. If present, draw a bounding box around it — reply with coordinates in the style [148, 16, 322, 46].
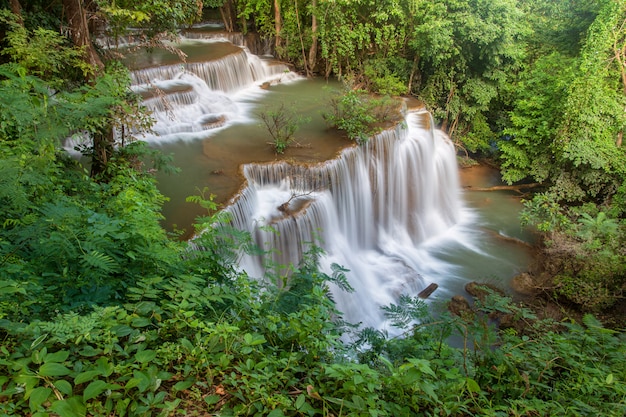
[323, 87, 402, 144]
[258, 103, 309, 154]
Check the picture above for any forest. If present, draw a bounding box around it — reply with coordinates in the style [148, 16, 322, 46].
[0, 0, 625, 416]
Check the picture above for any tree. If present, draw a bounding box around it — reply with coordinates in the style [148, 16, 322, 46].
[1, 1, 203, 178]
[500, 0, 626, 202]
[62, 0, 103, 72]
[408, 0, 529, 151]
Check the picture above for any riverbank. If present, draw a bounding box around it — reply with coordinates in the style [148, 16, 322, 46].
[458, 164, 626, 331]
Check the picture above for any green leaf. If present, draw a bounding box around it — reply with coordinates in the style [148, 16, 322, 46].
[243, 333, 266, 346]
[74, 370, 101, 385]
[50, 396, 86, 417]
[180, 338, 194, 352]
[125, 377, 141, 390]
[14, 375, 39, 391]
[135, 349, 157, 364]
[79, 345, 102, 357]
[29, 387, 52, 411]
[39, 363, 71, 377]
[295, 394, 306, 410]
[267, 409, 286, 417]
[45, 350, 70, 363]
[466, 378, 481, 393]
[112, 325, 133, 337]
[95, 357, 113, 377]
[31, 334, 49, 349]
[83, 380, 107, 401]
[351, 395, 366, 410]
[129, 371, 151, 392]
[131, 317, 152, 327]
[173, 379, 195, 391]
[204, 395, 220, 405]
[54, 380, 73, 396]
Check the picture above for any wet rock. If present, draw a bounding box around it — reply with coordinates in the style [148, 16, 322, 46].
[511, 272, 537, 295]
[465, 281, 505, 302]
[448, 295, 474, 320]
[201, 115, 226, 130]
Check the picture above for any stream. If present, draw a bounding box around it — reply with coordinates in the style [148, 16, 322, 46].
[124, 31, 534, 331]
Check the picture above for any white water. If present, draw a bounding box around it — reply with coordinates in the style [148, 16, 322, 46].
[130, 38, 299, 143]
[84, 36, 529, 332]
[227, 112, 477, 330]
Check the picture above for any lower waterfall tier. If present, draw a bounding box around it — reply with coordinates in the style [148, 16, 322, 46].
[226, 110, 475, 330]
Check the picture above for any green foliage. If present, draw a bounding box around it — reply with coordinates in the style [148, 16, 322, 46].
[499, 0, 626, 203]
[323, 87, 400, 144]
[0, 12, 89, 83]
[96, 0, 203, 40]
[363, 58, 409, 96]
[520, 193, 571, 232]
[576, 211, 619, 241]
[1, 141, 625, 416]
[409, 0, 529, 150]
[257, 103, 310, 154]
[323, 88, 376, 143]
[2, 2, 626, 416]
[522, 197, 626, 311]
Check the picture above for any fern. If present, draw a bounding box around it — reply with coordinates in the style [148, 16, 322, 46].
[381, 295, 428, 329]
[81, 250, 119, 273]
[582, 313, 617, 335]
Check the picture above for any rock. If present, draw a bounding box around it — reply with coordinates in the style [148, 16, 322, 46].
[511, 272, 537, 295]
[448, 295, 474, 320]
[465, 281, 505, 302]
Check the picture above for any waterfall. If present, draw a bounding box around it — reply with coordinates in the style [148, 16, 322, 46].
[227, 111, 470, 330]
[130, 39, 299, 143]
[82, 35, 491, 331]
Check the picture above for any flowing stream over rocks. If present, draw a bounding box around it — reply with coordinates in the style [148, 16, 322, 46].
[124, 31, 534, 331]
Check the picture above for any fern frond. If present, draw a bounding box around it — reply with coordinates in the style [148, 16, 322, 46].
[582, 313, 616, 335]
[381, 295, 428, 329]
[81, 250, 119, 273]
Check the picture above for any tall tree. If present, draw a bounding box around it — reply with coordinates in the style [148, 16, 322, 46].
[15, 0, 204, 177]
[62, 0, 103, 72]
[406, 0, 529, 151]
[307, 0, 318, 72]
[274, 0, 282, 52]
[8, 0, 22, 24]
[500, 0, 626, 202]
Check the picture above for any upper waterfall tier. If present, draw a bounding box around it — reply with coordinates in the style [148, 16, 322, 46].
[128, 38, 299, 142]
[226, 110, 472, 330]
[130, 47, 291, 92]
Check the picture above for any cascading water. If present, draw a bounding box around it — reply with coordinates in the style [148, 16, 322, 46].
[227, 111, 475, 330]
[129, 38, 299, 143]
[109, 33, 531, 333]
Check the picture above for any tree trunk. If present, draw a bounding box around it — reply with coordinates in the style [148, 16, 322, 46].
[63, 0, 111, 178]
[274, 0, 282, 54]
[464, 183, 541, 192]
[407, 54, 420, 94]
[220, 0, 237, 32]
[90, 127, 114, 178]
[9, 0, 23, 25]
[307, 0, 318, 73]
[62, 0, 104, 73]
[293, 0, 309, 76]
